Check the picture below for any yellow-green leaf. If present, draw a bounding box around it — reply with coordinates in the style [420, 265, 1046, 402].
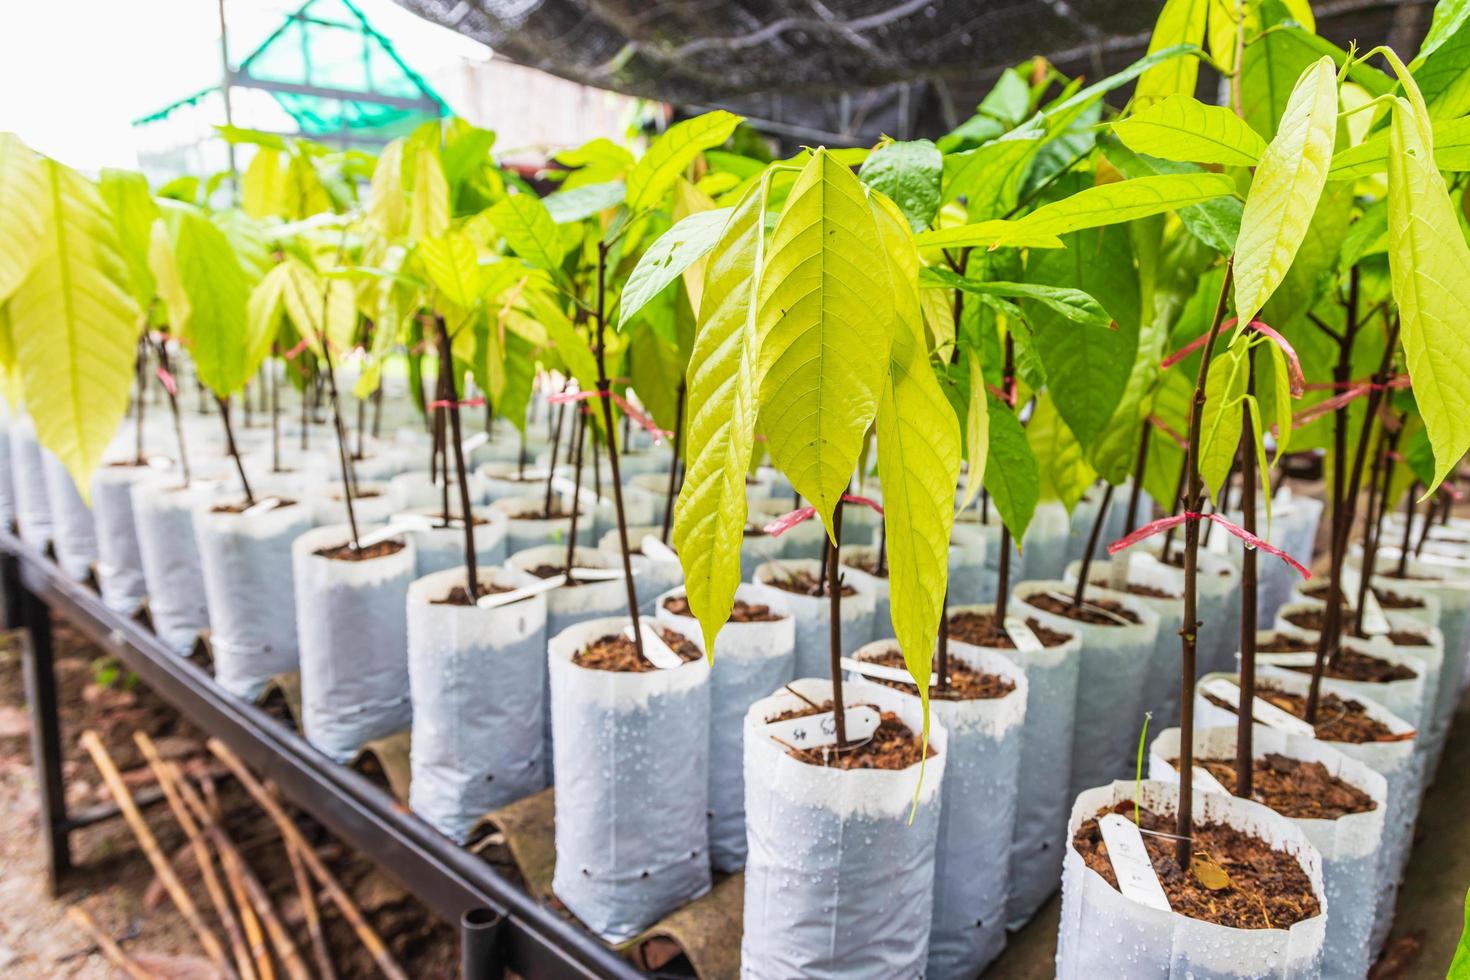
[915, 219, 1063, 251]
[673, 181, 768, 653]
[1113, 94, 1268, 166]
[0, 133, 46, 303]
[1199, 340, 1247, 500]
[245, 263, 287, 385]
[997, 173, 1238, 245]
[756, 149, 895, 533]
[1134, 0, 1209, 106]
[1268, 340, 1292, 461]
[419, 233, 483, 310]
[489, 193, 566, 272]
[366, 139, 407, 239]
[97, 168, 160, 310]
[961, 349, 988, 508]
[626, 110, 743, 214]
[1387, 97, 1470, 491]
[409, 146, 449, 241]
[7, 159, 139, 502]
[165, 205, 252, 395]
[279, 257, 355, 358]
[241, 147, 288, 220]
[1233, 56, 1338, 327]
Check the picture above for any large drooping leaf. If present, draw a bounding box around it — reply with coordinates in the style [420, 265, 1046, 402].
[241, 147, 288, 220]
[1101, 135, 1241, 254]
[941, 132, 1042, 215]
[1240, 25, 1386, 139]
[673, 182, 769, 652]
[279, 257, 356, 359]
[366, 139, 407, 239]
[914, 219, 1063, 251]
[544, 181, 625, 224]
[1388, 95, 1470, 491]
[619, 207, 733, 327]
[0, 133, 45, 303]
[246, 263, 289, 384]
[419, 233, 483, 311]
[981, 396, 1040, 541]
[1113, 94, 1269, 166]
[756, 149, 895, 531]
[1199, 339, 1248, 500]
[1406, 20, 1470, 120]
[1233, 56, 1338, 328]
[921, 267, 1112, 331]
[859, 139, 942, 231]
[960, 349, 989, 508]
[7, 159, 139, 500]
[1029, 392, 1096, 512]
[97, 169, 160, 310]
[1329, 116, 1470, 178]
[995, 173, 1237, 245]
[488, 193, 567, 272]
[625, 110, 743, 214]
[408, 146, 449, 241]
[1134, 0, 1209, 105]
[162, 204, 252, 396]
[871, 192, 959, 719]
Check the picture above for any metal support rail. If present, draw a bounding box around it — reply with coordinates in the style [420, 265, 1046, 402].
[0, 529, 642, 980]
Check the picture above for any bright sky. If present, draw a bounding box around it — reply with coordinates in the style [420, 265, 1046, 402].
[0, 0, 488, 173]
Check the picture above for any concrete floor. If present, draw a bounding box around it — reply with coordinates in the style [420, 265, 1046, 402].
[988, 692, 1470, 978]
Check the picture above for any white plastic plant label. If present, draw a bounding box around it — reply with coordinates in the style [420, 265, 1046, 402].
[475, 573, 566, 609]
[1201, 677, 1315, 738]
[242, 496, 283, 517]
[841, 656, 932, 687]
[627, 623, 682, 669]
[1097, 814, 1171, 912]
[1003, 617, 1044, 652]
[639, 535, 678, 562]
[762, 704, 881, 751]
[1256, 651, 1319, 668]
[461, 431, 490, 454]
[551, 475, 604, 508]
[354, 515, 433, 549]
[569, 566, 630, 582]
[146, 454, 174, 471]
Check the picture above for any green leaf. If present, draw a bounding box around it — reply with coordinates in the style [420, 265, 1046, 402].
[278, 257, 356, 359]
[1268, 339, 1293, 459]
[1199, 339, 1248, 500]
[1387, 97, 1470, 491]
[1101, 134, 1241, 254]
[1448, 883, 1470, 979]
[914, 219, 1062, 251]
[241, 148, 287, 219]
[366, 139, 407, 239]
[488, 193, 566, 272]
[97, 169, 159, 310]
[1113, 95, 1268, 166]
[246, 263, 289, 384]
[1134, 0, 1209, 105]
[981, 397, 1040, 541]
[871, 191, 960, 729]
[626, 110, 743, 214]
[921, 268, 1112, 331]
[619, 208, 733, 328]
[408, 146, 449, 241]
[544, 181, 626, 224]
[7, 159, 139, 501]
[419, 233, 483, 310]
[960, 349, 989, 509]
[997, 173, 1238, 245]
[941, 132, 1042, 215]
[1233, 57, 1338, 328]
[163, 205, 252, 396]
[0, 133, 45, 304]
[1329, 116, 1470, 179]
[859, 139, 943, 231]
[1028, 392, 1096, 512]
[756, 149, 895, 530]
[673, 182, 769, 653]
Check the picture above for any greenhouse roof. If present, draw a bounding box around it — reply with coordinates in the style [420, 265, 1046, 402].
[135, 0, 446, 140]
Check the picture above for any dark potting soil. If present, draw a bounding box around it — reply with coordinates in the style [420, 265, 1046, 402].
[330, 489, 381, 501]
[1302, 581, 1426, 609]
[210, 497, 299, 515]
[1087, 577, 1181, 599]
[1281, 608, 1430, 647]
[1203, 686, 1406, 744]
[314, 539, 408, 562]
[572, 628, 702, 672]
[509, 503, 575, 520]
[1277, 647, 1416, 684]
[1173, 754, 1378, 820]
[767, 700, 933, 770]
[428, 514, 491, 528]
[946, 611, 1073, 648]
[527, 563, 587, 587]
[1073, 802, 1321, 929]
[843, 556, 889, 579]
[767, 569, 857, 597]
[1026, 592, 1142, 625]
[1258, 635, 1316, 653]
[430, 581, 515, 606]
[661, 594, 786, 622]
[859, 647, 1015, 701]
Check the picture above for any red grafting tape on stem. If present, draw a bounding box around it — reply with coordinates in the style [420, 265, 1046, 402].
[985, 381, 1017, 407]
[155, 366, 178, 397]
[546, 388, 673, 443]
[283, 338, 310, 360]
[1107, 511, 1312, 579]
[1246, 321, 1305, 397]
[1147, 414, 1189, 450]
[1440, 483, 1465, 502]
[427, 396, 485, 409]
[759, 493, 884, 537]
[1293, 376, 1411, 427]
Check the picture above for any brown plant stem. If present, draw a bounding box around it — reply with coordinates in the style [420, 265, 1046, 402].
[660, 381, 686, 544]
[1125, 424, 1150, 536]
[151, 337, 190, 486]
[994, 331, 1017, 622]
[134, 339, 148, 464]
[1355, 416, 1403, 633]
[828, 502, 848, 747]
[564, 406, 588, 574]
[317, 337, 361, 550]
[1236, 345, 1259, 799]
[1397, 485, 1418, 577]
[436, 320, 481, 601]
[543, 386, 568, 519]
[1073, 483, 1115, 608]
[217, 396, 255, 508]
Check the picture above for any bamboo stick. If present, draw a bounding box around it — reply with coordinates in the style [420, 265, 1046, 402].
[268, 782, 337, 980]
[77, 731, 235, 978]
[132, 733, 257, 980]
[66, 905, 156, 980]
[171, 764, 311, 980]
[207, 738, 408, 980]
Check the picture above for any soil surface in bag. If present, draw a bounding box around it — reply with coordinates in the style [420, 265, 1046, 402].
[509, 502, 575, 520]
[767, 569, 857, 597]
[1301, 582, 1425, 610]
[573, 627, 702, 672]
[1027, 592, 1141, 625]
[1088, 577, 1180, 600]
[1259, 636, 1417, 683]
[946, 611, 1073, 648]
[431, 580, 515, 605]
[330, 489, 381, 501]
[765, 700, 932, 770]
[1203, 685, 1406, 743]
[1279, 608, 1429, 648]
[1073, 802, 1322, 929]
[1169, 753, 1378, 820]
[858, 647, 1015, 701]
[528, 563, 592, 587]
[314, 539, 408, 562]
[842, 556, 889, 579]
[662, 595, 786, 622]
[211, 497, 300, 514]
